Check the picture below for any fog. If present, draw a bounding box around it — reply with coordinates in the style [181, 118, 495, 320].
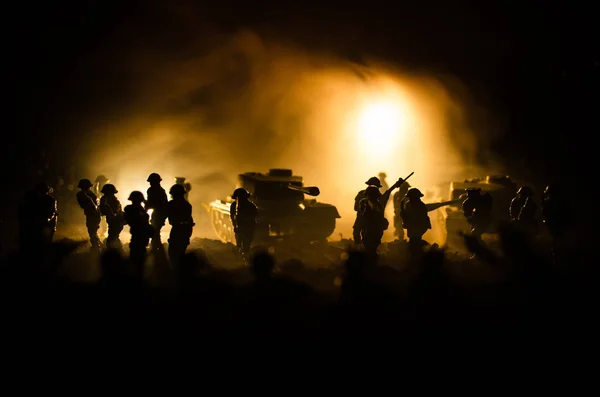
[81, 30, 504, 240]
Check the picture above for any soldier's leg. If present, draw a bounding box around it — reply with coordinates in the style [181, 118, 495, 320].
[86, 217, 101, 248]
[129, 236, 148, 277]
[150, 213, 164, 249]
[240, 230, 254, 259]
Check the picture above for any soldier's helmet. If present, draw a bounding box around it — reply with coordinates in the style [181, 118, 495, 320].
[128, 191, 145, 202]
[365, 185, 381, 199]
[170, 184, 186, 197]
[95, 175, 109, 183]
[101, 183, 118, 194]
[175, 177, 186, 184]
[232, 188, 250, 199]
[517, 186, 532, 197]
[365, 177, 382, 188]
[407, 187, 424, 198]
[78, 178, 93, 189]
[147, 173, 162, 183]
[35, 182, 52, 194]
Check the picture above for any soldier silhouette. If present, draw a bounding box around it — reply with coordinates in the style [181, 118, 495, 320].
[393, 181, 411, 240]
[18, 182, 58, 253]
[146, 173, 168, 250]
[99, 183, 125, 249]
[462, 187, 493, 258]
[400, 187, 460, 254]
[353, 177, 406, 257]
[124, 191, 153, 277]
[166, 184, 195, 268]
[76, 178, 101, 250]
[230, 188, 258, 263]
[94, 175, 110, 238]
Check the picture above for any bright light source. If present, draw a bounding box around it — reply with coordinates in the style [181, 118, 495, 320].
[356, 101, 406, 158]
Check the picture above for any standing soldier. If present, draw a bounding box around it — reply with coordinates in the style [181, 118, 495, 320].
[166, 184, 195, 267]
[124, 191, 152, 276]
[230, 188, 258, 262]
[462, 187, 493, 256]
[352, 177, 405, 256]
[94, 175, 110, 237]
[174, 177, 192, 201]
[18, 182, 58, 253]
[146, 173, 168, 250]
[76, 178, 101, 250]
[99, 183, 125, 249]
[393, 181, 411, 240]
[509, 186, 538, 233]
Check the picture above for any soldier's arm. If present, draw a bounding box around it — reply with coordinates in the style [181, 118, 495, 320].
[354, 192, 363, 211]
[229, 202, 236, 225]
[352, 205, 364, 242]
[379, 178, 405, 207]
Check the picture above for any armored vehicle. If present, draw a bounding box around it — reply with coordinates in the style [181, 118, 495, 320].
[208, 169, 341, 244]
[424, 175, 518, 247]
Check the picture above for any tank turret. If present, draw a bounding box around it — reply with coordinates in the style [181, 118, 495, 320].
[208, 169, 340, 244]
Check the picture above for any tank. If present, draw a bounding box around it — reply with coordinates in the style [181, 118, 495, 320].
[424, 175, 518, 247]
[208, 169, 341, 244]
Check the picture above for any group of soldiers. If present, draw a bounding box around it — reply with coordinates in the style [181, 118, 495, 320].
[352, 173, 569, 258]
[17, 167, 569, 266]
[18, 173, 195, 271]
[17, 171, 260, 266]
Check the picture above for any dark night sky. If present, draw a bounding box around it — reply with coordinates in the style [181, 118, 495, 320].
[6, 0, 599, 188]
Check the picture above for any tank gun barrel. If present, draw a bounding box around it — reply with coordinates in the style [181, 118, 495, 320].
[286, 184, 320, 196]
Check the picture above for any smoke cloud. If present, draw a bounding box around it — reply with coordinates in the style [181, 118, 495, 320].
[80, 28, 504, 240]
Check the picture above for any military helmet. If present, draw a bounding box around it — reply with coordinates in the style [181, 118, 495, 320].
[517, 186, 532, 196]
[232, 188, 250, 199]
[169, 184, 186, 196]
[128, 191, 145, 202]
[95, 175, 109, 183]
[147, 173, 162, 183]
[365, 185, 381, 199]
[175, 177, 186, 183]
[365, 176, 382, 188]
[407, 187, 424, 198]
[101, 183, 118, 194]
[78, 178, 93, 189]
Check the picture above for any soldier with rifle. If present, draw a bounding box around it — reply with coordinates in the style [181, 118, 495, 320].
[99, 183, 125, 249]
[230, 187, 258, 263]
[146, 173, 168, 250]
[76, 178, 101, 250]
[353, 175, 407, 258]
[400, 187, 462, 251]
